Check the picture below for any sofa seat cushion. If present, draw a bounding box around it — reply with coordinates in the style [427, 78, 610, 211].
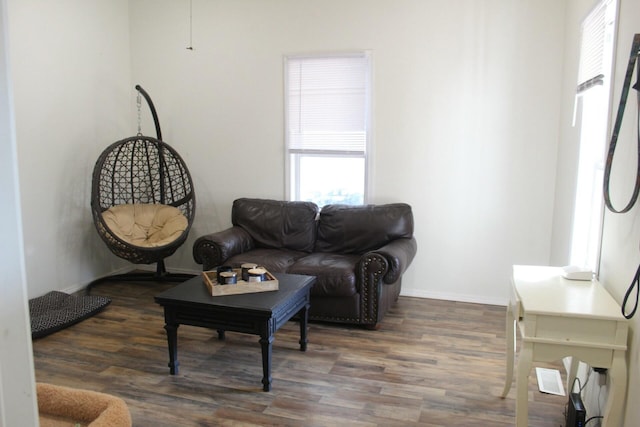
[225, 248, 308, 274]
[289, 253, 360, 297]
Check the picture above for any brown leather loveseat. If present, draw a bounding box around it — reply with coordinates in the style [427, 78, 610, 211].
[192, 198, 417, 328]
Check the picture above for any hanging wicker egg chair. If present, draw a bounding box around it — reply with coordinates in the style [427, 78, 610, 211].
[87, 85, 195, 293]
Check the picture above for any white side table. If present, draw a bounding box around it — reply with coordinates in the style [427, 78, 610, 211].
[501, 265, 628, 427]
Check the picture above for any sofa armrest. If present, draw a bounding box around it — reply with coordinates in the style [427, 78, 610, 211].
[192, 227, 255, 270]
[356, 237, 417, 326]
[369, 237, 417, 284]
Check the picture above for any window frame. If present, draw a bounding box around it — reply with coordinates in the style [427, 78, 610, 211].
[283, 51, 373, 206]
[569, 0, 618, 273]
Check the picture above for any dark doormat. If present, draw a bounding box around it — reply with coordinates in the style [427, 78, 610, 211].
[29, 291, 111, 339]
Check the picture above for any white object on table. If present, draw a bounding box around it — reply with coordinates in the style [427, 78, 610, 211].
[561, 265, 594, 281]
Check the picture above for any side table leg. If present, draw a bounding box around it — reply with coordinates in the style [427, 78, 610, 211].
[602, 350, 626, 427]
[298, 301, 310, 352]
[164, 321, 180, 375]
[501, 304, 515, 398]
[516, 342, 533, 427]
[259, 334, 274, 392]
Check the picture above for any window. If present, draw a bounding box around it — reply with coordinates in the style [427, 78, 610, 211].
[569, 0, 617, 271]
[284, 52, 371, 207]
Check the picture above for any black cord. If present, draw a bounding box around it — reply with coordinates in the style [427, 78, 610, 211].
[602, 34, 640, 319]
[603, 34, 640, 214]
[622, 263, 640, 319]
[623, 75, 640, 319]
[585, 415, 604, 425]
[571, 376, 583, 394]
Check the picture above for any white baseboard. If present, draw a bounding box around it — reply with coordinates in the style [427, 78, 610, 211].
[68, 271, 507, 307]
[400, 288, 507, 306]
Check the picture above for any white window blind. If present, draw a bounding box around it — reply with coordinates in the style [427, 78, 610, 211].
[576, 0, 614, 92]
[286, 54, 369, 153]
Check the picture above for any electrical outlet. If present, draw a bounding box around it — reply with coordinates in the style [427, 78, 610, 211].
[594, 367, 607, 386]
[598, 370, 607, 386]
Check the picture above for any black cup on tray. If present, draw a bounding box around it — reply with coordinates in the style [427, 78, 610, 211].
[216, 265, 234, 284]
[241, 263, 258, 281]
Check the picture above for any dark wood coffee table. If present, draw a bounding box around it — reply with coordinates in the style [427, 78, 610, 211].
[154, 273, 315, 391]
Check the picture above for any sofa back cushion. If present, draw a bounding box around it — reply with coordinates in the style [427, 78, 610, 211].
[232, 198, 319, 252]
[315, 203, 414, 254]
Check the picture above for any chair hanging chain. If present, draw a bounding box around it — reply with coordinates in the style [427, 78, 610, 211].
[136, 91, 143, 136]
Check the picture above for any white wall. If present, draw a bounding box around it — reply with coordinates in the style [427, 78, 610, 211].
[598, 0, 640, 423]
[130, 0, 566, 305]
[7, 0, 133, 298]
[0, 0, 38, 427]
[0, 0, 38, 424]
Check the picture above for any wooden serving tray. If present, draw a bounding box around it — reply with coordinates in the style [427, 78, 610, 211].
[202, 268, 279, 296]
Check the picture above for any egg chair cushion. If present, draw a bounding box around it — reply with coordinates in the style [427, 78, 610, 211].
[102, 204, 188, 248]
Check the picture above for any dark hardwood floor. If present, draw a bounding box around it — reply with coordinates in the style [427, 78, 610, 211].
[32, 280, 567, 426]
